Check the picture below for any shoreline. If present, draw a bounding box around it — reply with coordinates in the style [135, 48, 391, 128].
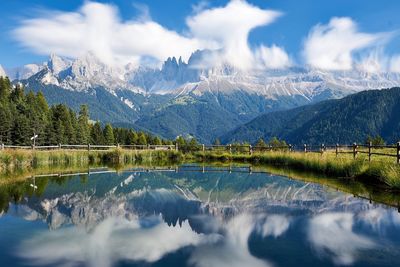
[1, 148, 400, 190]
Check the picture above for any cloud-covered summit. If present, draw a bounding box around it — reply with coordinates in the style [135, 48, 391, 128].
[13, 0, 287, 70]
[10, 0, 400, 73]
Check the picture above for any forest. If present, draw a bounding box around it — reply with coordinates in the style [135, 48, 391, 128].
[0, 77, 173, 146]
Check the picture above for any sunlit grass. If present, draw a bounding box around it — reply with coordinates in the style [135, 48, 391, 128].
[195, 150, 400, 189]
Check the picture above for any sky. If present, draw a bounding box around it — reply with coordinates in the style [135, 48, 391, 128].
[1, 0, 400, 72]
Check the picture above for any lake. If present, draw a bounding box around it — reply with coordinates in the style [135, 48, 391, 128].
[1, 165, 400, 267]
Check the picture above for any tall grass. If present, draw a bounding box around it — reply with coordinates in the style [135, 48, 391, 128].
[195, 150, 400, 189]
[0, 148, 183, 173]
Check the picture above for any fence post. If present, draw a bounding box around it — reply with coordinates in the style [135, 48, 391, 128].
[321, 144, 325, 154]
[304, 144, 307, 153]
[58, 143, 62, 150]
[397, 142, 400, 164]
[202, 144, 205, 153]
[336, 144, 339, 157]
[353, 143, 357, 159]
[289, 144, 292, 152]
[88, 144, 91, 152]
[175, 143, 179, 152]
[117, 143, 120, 149]
[368, 142, 372, 162]
[0, 143, 4, 150]
[249, 145, 253, 155]
[229, 144, 232, 154]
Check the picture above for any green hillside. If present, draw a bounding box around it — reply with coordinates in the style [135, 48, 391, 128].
[222, 87, 400, 145]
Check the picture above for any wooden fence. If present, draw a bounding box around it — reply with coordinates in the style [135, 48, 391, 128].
[0, 143, 176, 151]
[1, 142, 400, 164]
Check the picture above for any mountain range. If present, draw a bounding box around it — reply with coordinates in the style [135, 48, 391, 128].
[2, 51, 400, 143]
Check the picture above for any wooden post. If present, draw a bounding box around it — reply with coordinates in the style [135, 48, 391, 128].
[249, 145, 253, 155]
[117, 143, 120, 149]
[229, 144, 232, 154]
[353, 143, 357, 159]
[336, 143, 339, 157]
[0, 143, 4, 150]
[175, 143, 178, 152]
[88, 144, 91, 151]
[304, 144, 307, 153]
[368, 142, 372, 162]
[397, 142, 400, 164]
[202, 144, 205, 153]
[58, 143, 62, 150]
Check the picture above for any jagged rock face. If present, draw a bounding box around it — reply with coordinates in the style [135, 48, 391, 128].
[14, 51, 400, 99]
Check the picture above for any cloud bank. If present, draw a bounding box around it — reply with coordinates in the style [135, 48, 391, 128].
[12, 1, 399, 72]
[13, 0, 287, 70]
[303, 17, 384, 71]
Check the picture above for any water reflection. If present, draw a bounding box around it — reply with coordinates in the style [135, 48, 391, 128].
[1, 166, 400, 267]
[308, 213, 375, 265]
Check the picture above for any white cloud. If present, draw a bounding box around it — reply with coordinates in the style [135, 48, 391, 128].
[18, 216, 212, 267]
[187, 0, 282, 70]
[308, 212, 375, 265]
[256, 45, 291, 69]
[13, 1, 284, 70]
[189, 213, 272, 267]
[389, 55, 400, 73]
[259, 215, 291, 237]
[303, 17, 383, 71]
[13, 2, 202, 67]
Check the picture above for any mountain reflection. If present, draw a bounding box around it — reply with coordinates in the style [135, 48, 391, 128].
[1, 167, 400, 267]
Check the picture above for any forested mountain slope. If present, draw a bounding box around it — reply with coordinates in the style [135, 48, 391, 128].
[222, 87, 400, 145]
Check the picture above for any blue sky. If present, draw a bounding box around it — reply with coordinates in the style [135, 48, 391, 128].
[1, 0, 400, 70]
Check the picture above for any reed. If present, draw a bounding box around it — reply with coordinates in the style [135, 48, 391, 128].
[195, 150, 400, 189]
[0, 148, 183, 173]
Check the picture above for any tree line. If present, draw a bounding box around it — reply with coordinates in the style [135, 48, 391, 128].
[0, 77, 173, 146]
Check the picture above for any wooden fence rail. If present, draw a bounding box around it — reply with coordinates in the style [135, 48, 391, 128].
[1, 142, 400, 164]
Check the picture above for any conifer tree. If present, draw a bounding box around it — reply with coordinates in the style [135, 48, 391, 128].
[77, 105, 90, 144]
[137, 132, 147, 145]
[103, 123, 115, 145]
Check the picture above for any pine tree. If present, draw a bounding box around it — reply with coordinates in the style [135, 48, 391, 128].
[137, 132, 147, 145]
[255, 138, 267, 147]
[90, 122, 104, 144]
[103, 123, 115, 145]
[77, 105, 90, 144]
[0, 102, 12, 144]
[127, 130, 138, 145]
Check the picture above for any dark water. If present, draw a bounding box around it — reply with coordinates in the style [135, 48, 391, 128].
[1, 165, 400, 267]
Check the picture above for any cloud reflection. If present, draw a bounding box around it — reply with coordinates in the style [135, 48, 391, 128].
[308, 212, 375, 265]
[18, 216, 213, 267]
[259, 215, 290, 238]
[189, 214, 272, 267]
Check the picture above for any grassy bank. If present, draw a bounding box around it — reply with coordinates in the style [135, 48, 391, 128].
[195, 151, 400, 189]
[0, 148, 183, 173]
[1, 148, 400, 190]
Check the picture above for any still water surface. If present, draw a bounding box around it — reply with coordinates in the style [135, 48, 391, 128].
[0, 165, 400, 267]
